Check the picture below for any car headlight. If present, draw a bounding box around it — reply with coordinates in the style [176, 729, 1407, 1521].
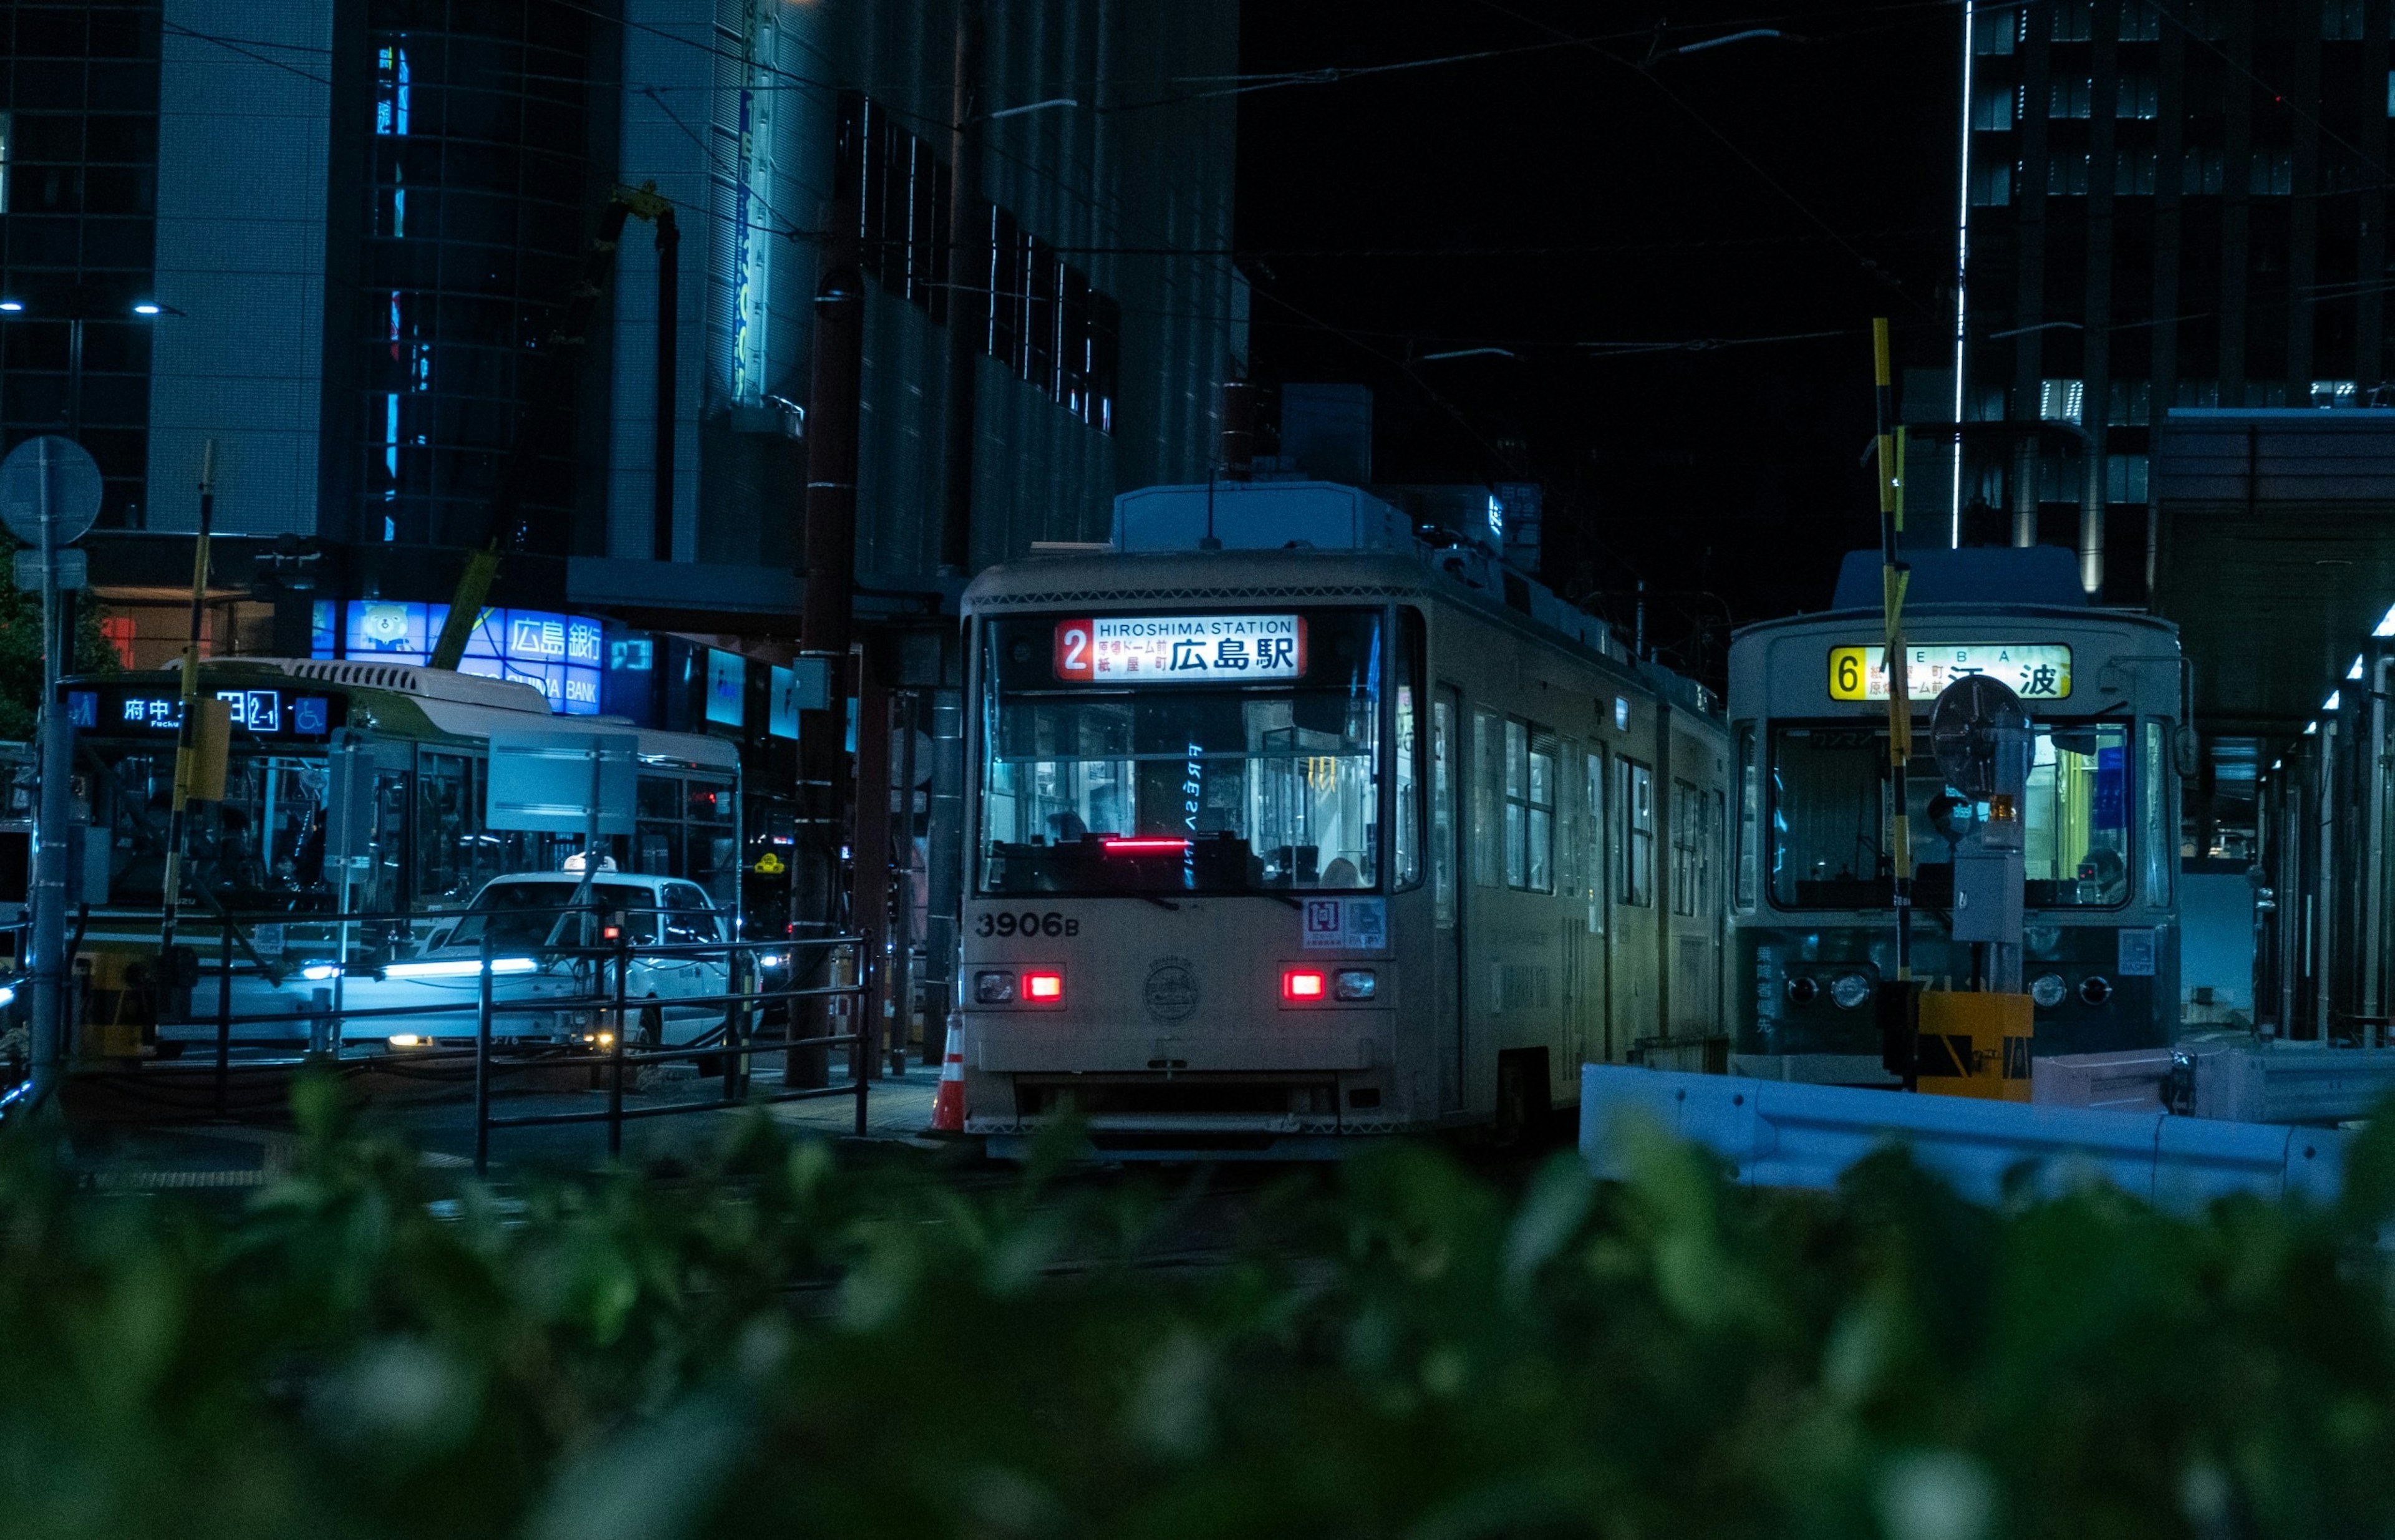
[1333, 969, 1377, 1001]
[974, 970, 1015, 1004]
[2079, 974, 2112, 1006]
[1829, 972, 1874, 1010]
[299, 961, 340, 982]
[1786, 974, 1819, 1005]
[2030, 972, 2066, 1009]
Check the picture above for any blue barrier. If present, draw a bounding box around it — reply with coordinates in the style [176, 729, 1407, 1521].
[1580, 1065, 2349, 1212]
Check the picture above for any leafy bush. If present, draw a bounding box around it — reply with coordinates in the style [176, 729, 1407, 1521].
[2, 1078, 2394, 1539]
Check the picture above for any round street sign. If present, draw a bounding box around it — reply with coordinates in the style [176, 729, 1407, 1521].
[0, 435, 104, 547]
[1928, 673, 2028, 802]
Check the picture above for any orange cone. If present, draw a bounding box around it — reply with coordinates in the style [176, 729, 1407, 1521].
[930, 1020, 967, 1132]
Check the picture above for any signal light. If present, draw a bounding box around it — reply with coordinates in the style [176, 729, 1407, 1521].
[1282, 969, 1326, 1001]
[1101, 836, 1190, 856]
[1023, 970, 1064, 1002]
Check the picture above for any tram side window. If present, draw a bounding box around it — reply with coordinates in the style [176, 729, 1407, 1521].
[2142, 720, 2174, 906]
[1431, 694, 1457, 926]
[1472, 710, 1501, 888]
[1394, 611, 1423, 889]
[1558, 736, 1580, 906]
[1735, 727, 1758, 910]
[1502, 719, 1556, 892]
[1670, 779, 1706, 916]
[1584, 750, 1606, 934]
[1621, 758, 1654, 906]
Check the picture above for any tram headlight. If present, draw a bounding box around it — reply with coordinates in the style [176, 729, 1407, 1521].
[2079, 974, 2113, 1007]
[1829, 972, 1874, 1011]
[2030, 973, 2067, 1009]
[974, 971, 1015, 1004]
[1333, 969, 1377, 1001]
[1785, 974, 1820, 1006]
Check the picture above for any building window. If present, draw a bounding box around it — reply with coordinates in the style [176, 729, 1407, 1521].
[2039, 379, 2086, 424]
[2051, 0, 2094, 41]
[1972, 82, 2013, 132]
[2120, 2, 2161, 41]
[1970, 162, 2013, 206]
[2049, 77, 2092, 119]
[0, 112, 10, 216]
[375, 42, 410, 135]
[2116, 74, 2158, 119]
[2326, 0, 2365, 39]
[838, 92, 1121, 434]
[2107, 379, 2152, 424]
[2048, 154, 2090, 196]
[2312, 379, 2358, 409]
[98, 615, 136, 669]
[1503, 719, 1556, 893]
[2250, 148, 2291, 195]
[2115, 152, 2157, 195]
[1620, 759, 1653, 907]
[2106, 454, 2150, 503]
[2182, 147, 2225, 194]
[2175, 379, 2220, 409]
[2243, 381, 2289, 408]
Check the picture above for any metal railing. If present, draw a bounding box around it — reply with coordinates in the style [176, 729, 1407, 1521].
[64, 901, 872, 1172]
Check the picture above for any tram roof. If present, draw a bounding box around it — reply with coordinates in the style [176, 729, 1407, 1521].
[70, 657, 740, 772]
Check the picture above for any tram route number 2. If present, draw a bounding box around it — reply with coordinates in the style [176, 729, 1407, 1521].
[976, 910, 1082, 938]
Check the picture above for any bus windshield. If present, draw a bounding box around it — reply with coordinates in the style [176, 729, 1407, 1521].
[978, 610, 1385, 894]
[1769, 720, 2134, 909]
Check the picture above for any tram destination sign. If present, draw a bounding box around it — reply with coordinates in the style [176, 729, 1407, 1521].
[1827, 643, 2073, 703]
[1053, 614, 1307, 683]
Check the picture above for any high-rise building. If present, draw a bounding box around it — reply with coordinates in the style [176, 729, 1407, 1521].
[1916, 0, 2391, 602]
[1, 0, 1243, 687]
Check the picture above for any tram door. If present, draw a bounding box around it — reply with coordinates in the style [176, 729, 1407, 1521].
[1431, 687, 1466, 1113]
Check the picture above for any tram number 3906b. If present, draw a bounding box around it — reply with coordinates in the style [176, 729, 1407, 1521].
[975, 911, 1083, 939]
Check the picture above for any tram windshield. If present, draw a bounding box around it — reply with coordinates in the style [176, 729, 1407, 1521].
[978, 610, 1390, 894]
[1770, 720, 2135, 909]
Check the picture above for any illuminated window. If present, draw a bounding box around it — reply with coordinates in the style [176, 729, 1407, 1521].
[1620, 759, 1653, 908]
[1502, 719, 1556, 894]
[375, 42, 410, 135]
[0, 112, 10, 216]
[99, 615, 136, 669]
[2038, 379, 2084, 424]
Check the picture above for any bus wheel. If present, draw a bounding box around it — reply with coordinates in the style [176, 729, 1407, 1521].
[1495, 1047, 1552, 1145]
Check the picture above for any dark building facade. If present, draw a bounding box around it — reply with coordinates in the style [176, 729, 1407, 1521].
[1920, 0, 2395, 602]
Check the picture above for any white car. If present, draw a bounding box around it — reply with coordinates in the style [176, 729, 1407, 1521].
[157, 870, 737, 1053]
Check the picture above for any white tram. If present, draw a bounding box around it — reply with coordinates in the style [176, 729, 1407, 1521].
[1726, 549, 2184, 1082]
[957, 481, 1731, 1155]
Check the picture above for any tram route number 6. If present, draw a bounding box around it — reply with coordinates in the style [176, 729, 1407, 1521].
[977, 910, 1081, 938]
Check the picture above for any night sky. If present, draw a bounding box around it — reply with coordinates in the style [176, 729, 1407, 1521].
[1236, 0, 1963, 684]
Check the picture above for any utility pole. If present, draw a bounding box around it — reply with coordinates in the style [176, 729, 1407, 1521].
[790, 199, 865, 1087]
[157, 440, 221, 966]
[1872, 319, 1919, 1088]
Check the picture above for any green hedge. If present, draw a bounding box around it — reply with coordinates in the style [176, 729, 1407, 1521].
[5, 1078, 2395, 1539]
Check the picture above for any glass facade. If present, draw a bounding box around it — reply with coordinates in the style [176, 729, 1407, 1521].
[0, 1, 162, 529]
[359, 0, 596, 549]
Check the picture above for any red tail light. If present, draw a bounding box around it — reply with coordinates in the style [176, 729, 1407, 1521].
[1101, 837, 1191, 857]
[1023, 970, 1064, 1002]
[1282, 969, 1326, 1001]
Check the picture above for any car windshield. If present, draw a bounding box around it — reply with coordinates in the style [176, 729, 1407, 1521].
[978, 610, 1386, 894]
[1769, 720, 2134, 909]
[446, 881, 660, 949]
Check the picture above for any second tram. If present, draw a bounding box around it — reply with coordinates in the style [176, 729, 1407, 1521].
[957, 481, 1731, 1154]
[1727, 549, 2184, 1082]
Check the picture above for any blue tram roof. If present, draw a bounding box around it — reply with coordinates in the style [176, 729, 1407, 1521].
[1830, 546, 2088, 611]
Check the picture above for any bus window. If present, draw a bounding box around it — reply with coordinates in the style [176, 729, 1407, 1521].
[1621, 759, 1654, 906]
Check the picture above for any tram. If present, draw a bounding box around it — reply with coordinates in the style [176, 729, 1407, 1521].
[957, 480, 1731, 1155]
[59, 656, 741, 1051]
[1726, 549, 2184, 1083]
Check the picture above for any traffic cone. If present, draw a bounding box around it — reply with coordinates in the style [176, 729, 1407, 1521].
[930, 1020, 967, 1133]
